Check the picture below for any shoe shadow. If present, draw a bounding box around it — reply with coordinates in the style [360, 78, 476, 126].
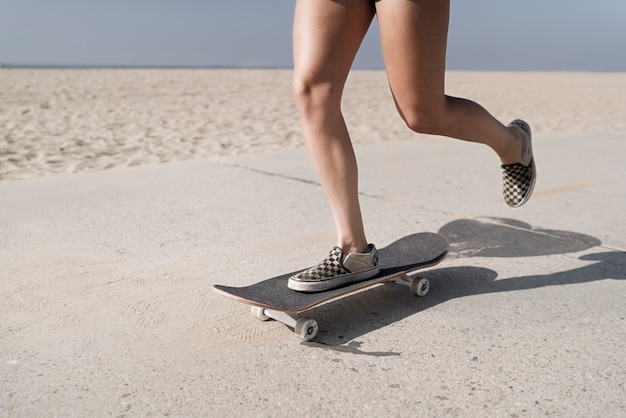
[304, 217, 624, 351]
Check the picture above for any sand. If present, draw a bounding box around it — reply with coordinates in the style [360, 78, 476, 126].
[2, 68, 625, 181]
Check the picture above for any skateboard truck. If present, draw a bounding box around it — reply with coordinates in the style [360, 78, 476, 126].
[251, 307, 320, 341]
[395, 273, 430, 297]
[249, 274, 430, 342]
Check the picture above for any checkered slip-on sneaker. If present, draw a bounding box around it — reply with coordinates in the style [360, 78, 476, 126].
[288, 244, 380, 292]
[501, 119, 536, 207]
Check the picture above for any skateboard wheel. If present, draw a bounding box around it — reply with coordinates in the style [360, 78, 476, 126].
[410, 277, 430, 297]
[294, 318, 318, 342]
[251, 306, 270, 321]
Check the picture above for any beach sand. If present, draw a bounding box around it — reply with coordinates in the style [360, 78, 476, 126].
[2, 69, 625, 180]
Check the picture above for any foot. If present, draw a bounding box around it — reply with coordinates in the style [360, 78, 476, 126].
[501, 119, 536, 207]
[288, 244, 380, 292]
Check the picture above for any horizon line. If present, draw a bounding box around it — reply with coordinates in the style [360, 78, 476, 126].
[1, 63, 624, 73]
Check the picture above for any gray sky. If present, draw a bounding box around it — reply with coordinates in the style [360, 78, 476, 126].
[1, 0, 625, 71]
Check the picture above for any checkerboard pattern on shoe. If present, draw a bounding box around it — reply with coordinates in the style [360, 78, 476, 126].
[288, 245, 379, 292]
[502, 162, 535, 206]
[295, 247, 349, 282]
[501, 120, 536, 207]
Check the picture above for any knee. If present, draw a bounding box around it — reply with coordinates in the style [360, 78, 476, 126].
[291, 76, 313, 113]
[292, 73, 341, 118]
[401, 107, 446, 135]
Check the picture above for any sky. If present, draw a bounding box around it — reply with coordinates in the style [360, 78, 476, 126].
[1, 0, 625, 71]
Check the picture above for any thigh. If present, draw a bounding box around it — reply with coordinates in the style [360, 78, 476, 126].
[293, 0, 375, 87]
[375, 0, 450, 111]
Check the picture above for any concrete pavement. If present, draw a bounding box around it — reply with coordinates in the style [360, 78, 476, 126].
[1, 132, 624, 416]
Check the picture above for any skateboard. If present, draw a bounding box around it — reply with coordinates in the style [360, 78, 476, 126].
[213, 232, 448, 341]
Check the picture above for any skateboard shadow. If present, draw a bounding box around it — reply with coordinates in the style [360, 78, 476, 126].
[305, 217, 624, 349]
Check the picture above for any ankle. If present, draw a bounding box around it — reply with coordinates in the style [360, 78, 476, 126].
[339, 241, 369, 255]
[498, 127, 523, 165]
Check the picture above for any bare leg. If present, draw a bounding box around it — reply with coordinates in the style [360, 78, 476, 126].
[292, 0, 375, 254]
[375, 0, 522, 164]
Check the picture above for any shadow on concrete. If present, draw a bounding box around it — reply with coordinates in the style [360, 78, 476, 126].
[305, 218, 624, 350]
[439, 217, 602, 258]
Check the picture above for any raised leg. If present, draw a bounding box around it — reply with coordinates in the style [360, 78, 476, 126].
[375, 0, 523, 165]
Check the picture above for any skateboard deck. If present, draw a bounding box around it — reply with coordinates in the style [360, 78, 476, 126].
[213, 232, 448, 341]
